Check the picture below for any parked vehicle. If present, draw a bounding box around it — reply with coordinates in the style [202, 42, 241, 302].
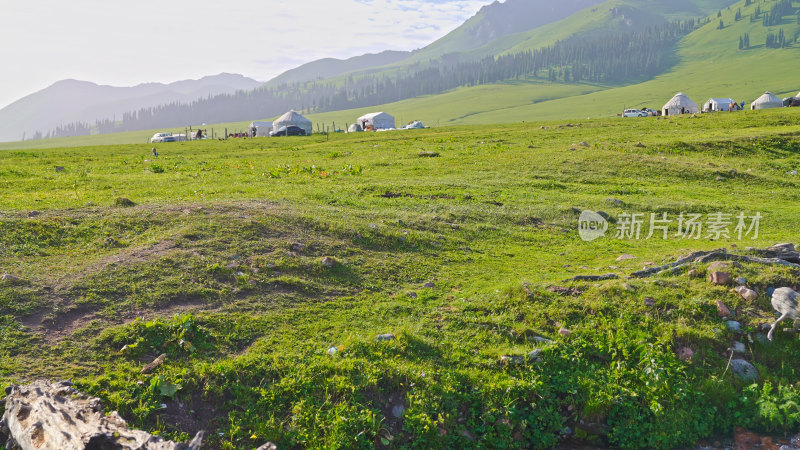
[270, 125, 306, 137]
[623, 109, 648, 117]
[150, 132, 175, 143]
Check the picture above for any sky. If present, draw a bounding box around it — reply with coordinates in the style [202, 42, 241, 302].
[0, 0, 490, 109]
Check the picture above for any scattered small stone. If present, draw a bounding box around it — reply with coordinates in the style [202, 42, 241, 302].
[726, 320, 742, 333]
[55, 166, 65, 172]
[527, 349, 543, 361]
[289, 242, 305, 252]
[616, 254, 636, 261]
[391, 404, 406, 418]
[423, 281, 435, 289]
[532, 336, 554, 344]
[716, 300, 732, 317]
[708, 271, 731, 285]
[376, 334, 396, 342]
[266, 263, 277, 269]
[321, 256, 336, 267]
[731, 341, 746, 354]
[1, 273, 20, 283]
[687, 268, 700, 278]
[716, 176, 724, 181]
[731, 359, 758, 382]
[643, 297, 656, 307]
[407, 292, 418, 299]
[579, 141, 589, 147]
[141, 353, 167, 374]
[499, 355, 524, 365]
[27, 210, 40, 218]
[234, 271, 245, 277]
[418, 151, 439, 157]
[182, 208, 191, 215]
[677, 347, 694, 361]
[114, 197, 136, 207]
[558, 328, 572, 337]
[225, 262, 239, 269]
[735, 286, 758, 301]
[734, 277, 747, 286]
[621, 283, 634, 291]
[606, 198, 624, 206]
[634, 142, 646, 148]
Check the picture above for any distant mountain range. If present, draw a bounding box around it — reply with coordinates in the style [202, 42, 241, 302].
[0, 73, 262, 142]
[2, 0, 773, 143]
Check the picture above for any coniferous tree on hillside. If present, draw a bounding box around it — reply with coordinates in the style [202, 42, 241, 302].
[34, 20, 699, 139]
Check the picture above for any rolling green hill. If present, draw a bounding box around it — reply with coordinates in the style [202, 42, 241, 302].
[3, 108, 800, 448]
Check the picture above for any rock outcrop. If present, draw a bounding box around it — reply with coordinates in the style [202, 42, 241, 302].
[0, 380, 203, 450]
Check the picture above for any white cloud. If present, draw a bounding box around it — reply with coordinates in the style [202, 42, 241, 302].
[0, 0, 488, 109]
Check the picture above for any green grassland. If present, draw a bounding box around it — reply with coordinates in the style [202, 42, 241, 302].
[2, 109, 800, 448]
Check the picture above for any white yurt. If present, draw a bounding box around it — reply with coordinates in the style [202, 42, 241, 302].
[249, 121, 273, 137]
[704, 98, 740, 112]
[347, 123, 363, 133]
[662, 93, 698, 116]
[273, 110, 313, 135]
[356, 112, 395, 130]
[750, 92, 783, 110]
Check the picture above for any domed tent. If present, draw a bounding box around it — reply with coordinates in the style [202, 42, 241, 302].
[750, 92, 783, 110]
[356, 112, 395, 130]
[273, 110, 312, 135]
[662, 93, 698, 116]
[704, 98, 741, 112]
[347, 123, 363, 133]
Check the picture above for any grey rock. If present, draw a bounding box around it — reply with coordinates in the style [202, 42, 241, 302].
[407, 292, 418, 299]
[376, 334, 396, 342]
[734, 277, 747, 286]
[726, 321, 741, 333]
[527, 349, 543, 361]
[27, 210, 40, 218]
[423, 281, 435, 288]
[731, 341, 746, 354]
[731, 359, 759, 382]
[532, 336, 554, 344]
[643, 297, 656, 307]
[55, 166, 65, 172]
[289, 242, 305, 252]
[1, 380, 202, 450]
[391, 405, 406, 418]
[606, 198, 624, 206]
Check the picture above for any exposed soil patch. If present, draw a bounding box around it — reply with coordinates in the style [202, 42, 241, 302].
[22, 295, 215, 344]
[378, 191, 454, 200]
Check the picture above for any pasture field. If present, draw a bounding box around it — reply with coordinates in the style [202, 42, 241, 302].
[2, 109, 800, 448]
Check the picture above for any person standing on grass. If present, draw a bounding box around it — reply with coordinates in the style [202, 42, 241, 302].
[152, 147, 158, 157]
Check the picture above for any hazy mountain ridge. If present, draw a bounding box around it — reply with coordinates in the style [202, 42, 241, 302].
[0, 73, 262, 142]
[264, 51, 414, 88]
[1, 0, 773, 142]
